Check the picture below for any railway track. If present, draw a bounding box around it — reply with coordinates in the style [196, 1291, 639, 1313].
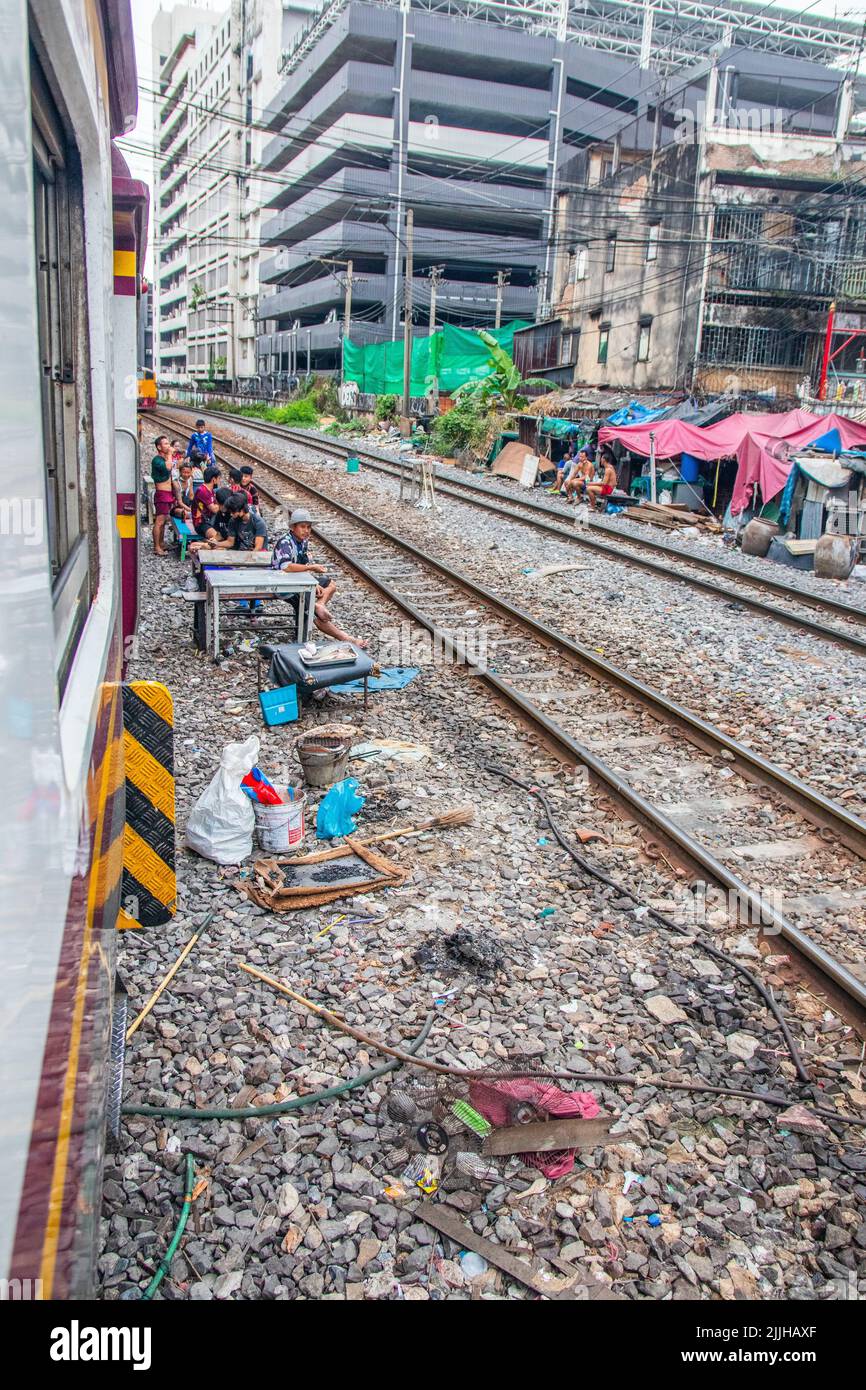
[152, 410, 866, 1018]
[158, 402, 866, 654]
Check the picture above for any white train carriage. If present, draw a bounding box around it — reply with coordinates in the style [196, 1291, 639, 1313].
[0, 0, 146, 1298]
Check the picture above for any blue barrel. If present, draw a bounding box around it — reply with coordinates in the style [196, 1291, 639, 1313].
[680, 453, 700, 483]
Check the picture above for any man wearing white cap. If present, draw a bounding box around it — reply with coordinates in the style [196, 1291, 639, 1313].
[271, 510, 368, 648]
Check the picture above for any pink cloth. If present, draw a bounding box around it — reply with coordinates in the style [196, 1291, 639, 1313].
[469, 1078, 600, 1179]
[598, 410, 866, 515]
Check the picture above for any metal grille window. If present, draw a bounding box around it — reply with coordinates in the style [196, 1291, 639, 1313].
[700, 324, 812, 369]
[31, 49, 92, 691]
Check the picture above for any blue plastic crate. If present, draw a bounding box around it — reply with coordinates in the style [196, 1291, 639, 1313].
[259, 684, 299, 726]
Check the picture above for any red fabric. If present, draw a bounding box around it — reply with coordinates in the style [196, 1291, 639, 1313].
[598, 410, 866, 514]
[468, 1078, 600, 1179]
[154, 489, 173, 516]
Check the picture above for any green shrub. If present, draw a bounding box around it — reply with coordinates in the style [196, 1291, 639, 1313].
[375, 393, 398, 423]
[271, 397, 319, 425]
[430, 398, 490, 457]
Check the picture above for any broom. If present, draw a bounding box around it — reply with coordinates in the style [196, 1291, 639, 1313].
[279, 806, 475, 865]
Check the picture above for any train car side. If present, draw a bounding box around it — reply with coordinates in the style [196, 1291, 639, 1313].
[0, 0, 142, 1298]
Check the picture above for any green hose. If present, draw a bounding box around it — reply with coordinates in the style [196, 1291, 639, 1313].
[142, 1153, 194, 1300]
[122, 1010, 435, 1121]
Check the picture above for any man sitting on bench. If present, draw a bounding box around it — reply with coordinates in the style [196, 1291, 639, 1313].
[271, 509, 368, 648]
[587, 455, 618, 507]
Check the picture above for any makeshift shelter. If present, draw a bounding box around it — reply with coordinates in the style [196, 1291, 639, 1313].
[599, 409, 866, 514]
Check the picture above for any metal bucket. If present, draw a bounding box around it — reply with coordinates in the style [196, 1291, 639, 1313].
[254, 785, 305, 852]
[296, 734, 351, 788]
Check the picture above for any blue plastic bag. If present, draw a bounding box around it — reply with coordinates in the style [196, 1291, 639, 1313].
[316, 777, 366, 840]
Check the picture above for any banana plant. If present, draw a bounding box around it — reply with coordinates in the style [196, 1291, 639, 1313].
[454, 330, 550, 410]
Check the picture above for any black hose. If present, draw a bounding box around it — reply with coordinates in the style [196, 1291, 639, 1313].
[485, 764, 810, 1083]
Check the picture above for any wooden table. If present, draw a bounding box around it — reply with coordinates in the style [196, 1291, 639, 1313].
[191, 549, 273, 572]
[204, 569, 318, 659]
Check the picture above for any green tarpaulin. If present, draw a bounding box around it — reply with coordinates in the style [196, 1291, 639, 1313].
[343, 321, 530, 397]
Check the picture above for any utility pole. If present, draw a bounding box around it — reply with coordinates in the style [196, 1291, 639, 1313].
[428, 265, 444, 332]
[343, 259, 353, 342]
[494, 268, 510, 330]
[402, 207, 414, 419]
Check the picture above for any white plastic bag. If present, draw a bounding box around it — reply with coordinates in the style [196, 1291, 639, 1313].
[186, 735, 260, 864]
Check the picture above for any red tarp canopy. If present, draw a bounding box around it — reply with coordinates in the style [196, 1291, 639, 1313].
[599, 409, 866, 513]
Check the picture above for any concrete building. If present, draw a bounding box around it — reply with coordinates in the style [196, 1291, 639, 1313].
[515, 48, 866, 400]
[153, 1, 317, 385]
[254, 0, 657, 381]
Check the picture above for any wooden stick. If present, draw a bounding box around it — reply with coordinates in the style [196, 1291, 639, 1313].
[238, 961, 456, 1074]
[277, 809, 474, 866]
[125, 912, 214, 1042]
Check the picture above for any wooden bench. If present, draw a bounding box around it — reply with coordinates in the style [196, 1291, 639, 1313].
[168, 515, 197, 561]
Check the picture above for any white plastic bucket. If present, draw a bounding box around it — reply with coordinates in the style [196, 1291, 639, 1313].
[254, 784, 305, 852]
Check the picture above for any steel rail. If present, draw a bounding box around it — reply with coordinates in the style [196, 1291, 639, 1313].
[175, 416, 866, 862]
[150, 412, 866, 1015]
[157, 402, 866, 634]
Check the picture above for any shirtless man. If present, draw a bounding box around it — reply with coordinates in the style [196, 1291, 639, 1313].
[587, 455, 618, 507]
[563, 449, 595, 502]
[151, 435, 175, 556]
[271, 509, 368, 648]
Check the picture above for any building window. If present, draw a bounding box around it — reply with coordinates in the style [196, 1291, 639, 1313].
[31, 48, 94, 692]
[637, 319, 652, 362]
[606, 235, 617, 273]
[646, 224, 659, 262]
[560, 331, 578, 365]
[570, 245, 588, 282]
[598, 323, 610, 365]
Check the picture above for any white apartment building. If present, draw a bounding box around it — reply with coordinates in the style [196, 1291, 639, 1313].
[153, 1, 317, 386]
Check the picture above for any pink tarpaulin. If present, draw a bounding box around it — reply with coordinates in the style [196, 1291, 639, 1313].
[599, 410, 866, 514]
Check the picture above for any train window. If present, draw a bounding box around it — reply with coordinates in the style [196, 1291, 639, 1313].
[30, 48, 94, 692]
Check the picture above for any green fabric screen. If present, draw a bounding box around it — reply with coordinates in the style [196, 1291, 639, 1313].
[343, 321, 531, 396]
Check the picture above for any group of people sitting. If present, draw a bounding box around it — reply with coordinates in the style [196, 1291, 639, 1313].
[552, 441, 618, 506]
[149, 419, 365, 646]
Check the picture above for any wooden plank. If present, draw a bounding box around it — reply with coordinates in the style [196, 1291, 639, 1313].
[482, 1115, 618, 1157]
[417, 1201, 624, 1301]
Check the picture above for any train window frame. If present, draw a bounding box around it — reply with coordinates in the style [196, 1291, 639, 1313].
[30, 48, 95, 693]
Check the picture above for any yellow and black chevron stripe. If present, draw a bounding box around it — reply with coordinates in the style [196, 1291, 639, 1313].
[119, 681, 176, 930]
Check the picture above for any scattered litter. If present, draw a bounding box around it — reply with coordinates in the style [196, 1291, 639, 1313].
[402, 1153, 441, 1194]
[315, 777, 366, 839]
[622, 1171, 643, 1195]
[470, 1077, 601, 1179]
[452, 1099, 492, 1138]
[458, 1252, 488, 1278]
[537, 906, 556, 919]
[413, 927, 504, 980]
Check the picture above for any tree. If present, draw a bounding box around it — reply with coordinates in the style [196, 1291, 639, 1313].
[454, 331, 549, 411]
[189, 281, 206, 310]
